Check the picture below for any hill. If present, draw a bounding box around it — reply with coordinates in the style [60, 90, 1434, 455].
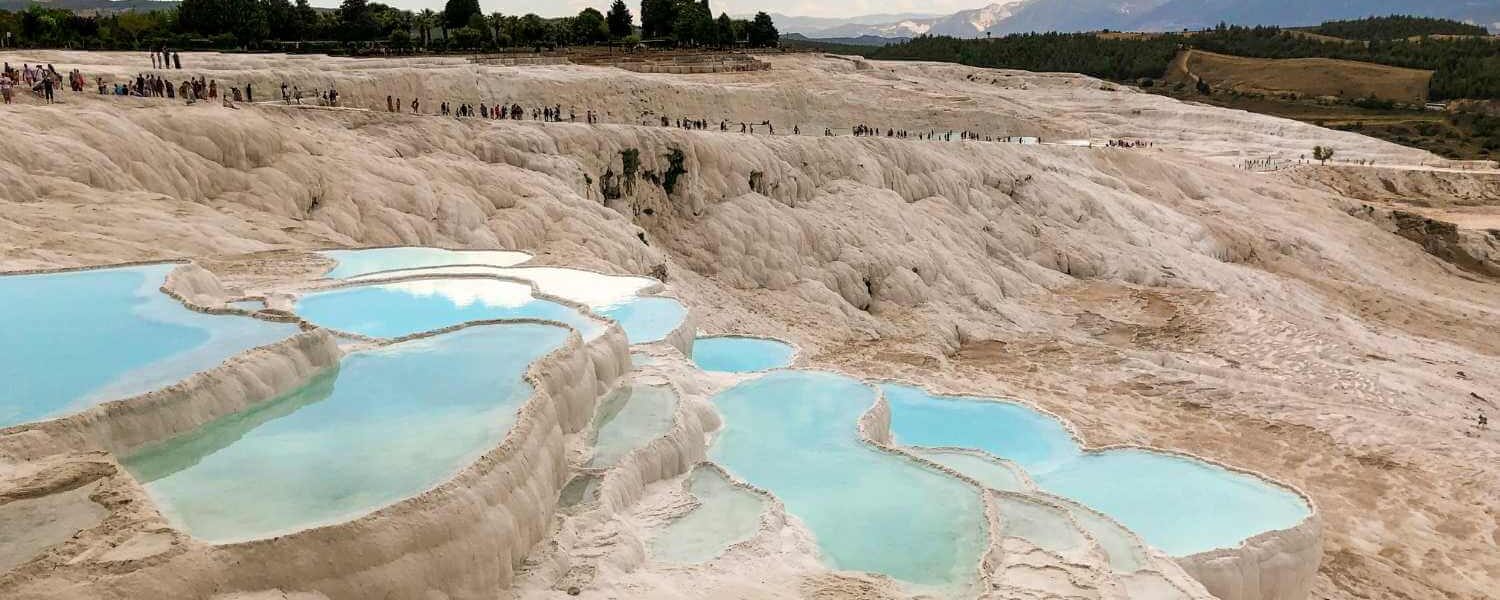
[784, 0, 1500, 40]
[1166, 48, 1433, 104]
[1309, 15, 1491, 40]
[782, 33, 908, 47]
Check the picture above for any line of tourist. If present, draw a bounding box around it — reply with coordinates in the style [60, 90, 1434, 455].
[1, 63, 78, 104]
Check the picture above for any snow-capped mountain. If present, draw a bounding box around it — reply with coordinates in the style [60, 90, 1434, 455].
[790, 1, 1030, 39]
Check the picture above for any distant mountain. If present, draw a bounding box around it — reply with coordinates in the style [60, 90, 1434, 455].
[0, 0, 177, 12]
[1124, 0, 1500, 32]
[777, 2, 1029, 39]
[786, 0, 1500, 40]
[761, 12, 942, 36]
[782, 33, 911, 47]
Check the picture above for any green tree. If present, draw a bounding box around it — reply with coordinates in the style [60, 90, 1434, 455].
[443, 0, 480, 30]
[746, 11, 776, 48]
[640, 0, 675, 39]
[467, 13, 490, 44]
[451, 25, 479, 48]
[516, 13, 547, 47]
[1313, 146, 1336, 164]
[671, 0, 711, 45]
[714, 12, 734, 46]
[338, 0, 377, 41]
[415, 8, 435, 46]
[262, 0, 297, 41]
[486, 12, 507, 46]
[295, 0, 318, 39]
[573, 8, 608, 45]
[606, 0, 633, 40]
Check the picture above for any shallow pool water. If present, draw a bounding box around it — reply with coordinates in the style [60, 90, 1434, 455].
[882, 384, 1311, 556]
[124, 324, 569, 543]
[349, 265, 657, 309]
[710, 371, 986, 588]
[335, 260, 681, 345]
[910, 448, 1027, 492]
[228, 299, 265, 311]
[650, 466, 768, 564]
[294, 278, 601, 339]
[594, 296, 686, 345]
[321, 248, 531, 279]
[586, 385, 677, 468]
[691, 337, 796, 373]
[1, 265, 298, 429]
[1067, 505, 1147, 573]
[992, 494, 1088, 559]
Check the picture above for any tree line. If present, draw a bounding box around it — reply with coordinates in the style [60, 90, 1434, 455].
[0, 0, 778, 51]
[864, 18, 1500, 101]
[1308, 15, 1491, 42]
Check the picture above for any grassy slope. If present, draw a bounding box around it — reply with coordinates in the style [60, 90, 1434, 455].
[1167, 49, 1433, 104]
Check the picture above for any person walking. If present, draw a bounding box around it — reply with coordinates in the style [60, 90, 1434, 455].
[173, 52, 181, 69]
[0, 72, 12, 105]
[42, 75, 54, 103]
[245, 83, 252, 103]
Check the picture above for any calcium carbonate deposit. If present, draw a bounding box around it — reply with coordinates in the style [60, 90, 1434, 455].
[1, 50, 1496, 600]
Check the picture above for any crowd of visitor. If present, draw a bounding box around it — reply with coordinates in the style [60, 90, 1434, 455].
[5, 54, 1165, 153]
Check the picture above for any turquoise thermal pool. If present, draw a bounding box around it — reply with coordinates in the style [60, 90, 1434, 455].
[586, 385, 678, 468]
[348, 265, 657, 309]
[321, 247, 530, 279]
[322, 260, 684, 345]
[710, 371, 986, 588]
[881, 384, 1312, 556]
[650, 466, 768, 564]
[691, 336, 795, 373]
[124, 324, 569, 543]
[294, 278, 601, 339]
[0, 265, 297, 429]
[594, 296, 686, 345]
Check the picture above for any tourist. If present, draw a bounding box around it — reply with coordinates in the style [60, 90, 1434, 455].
[246, 83, 253, 103]
[410, 98, 419, 113]
[387, 95, 394, 112]
[41, 75, 54, 103]
[0, 72, 12, 105]
[173, 52, 181, 69]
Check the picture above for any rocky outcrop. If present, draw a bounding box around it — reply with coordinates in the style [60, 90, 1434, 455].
[1349, 205, 1500, 277]
[1176, 514, 1323, 600]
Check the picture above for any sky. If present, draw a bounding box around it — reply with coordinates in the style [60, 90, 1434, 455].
[307, 0, 990, 20]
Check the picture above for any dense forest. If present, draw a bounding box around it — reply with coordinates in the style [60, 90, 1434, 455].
[1307, 15, 1491, 41]
[0, 0, 778, 51]
[865, 19, 1500, 101]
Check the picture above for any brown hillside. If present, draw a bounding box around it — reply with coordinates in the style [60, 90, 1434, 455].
[1166, 49, 1432, 104]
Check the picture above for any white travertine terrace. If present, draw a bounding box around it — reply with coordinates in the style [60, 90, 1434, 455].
[3, 48, 1494, 600]
[0, 258, 1323, 599]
